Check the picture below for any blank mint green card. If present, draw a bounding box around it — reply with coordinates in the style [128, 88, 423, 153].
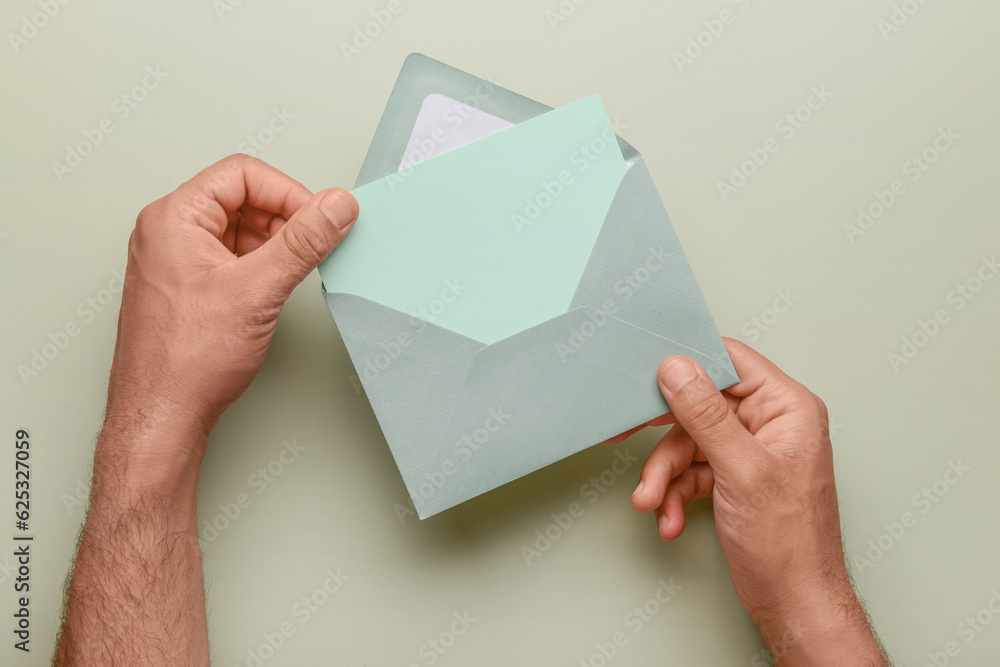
[318, 95, 627, 345]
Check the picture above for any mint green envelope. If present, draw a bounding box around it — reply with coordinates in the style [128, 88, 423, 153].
[320, 54, 738, 519]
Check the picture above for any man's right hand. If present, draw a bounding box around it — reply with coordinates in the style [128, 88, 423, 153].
[632, 339, 889, 665]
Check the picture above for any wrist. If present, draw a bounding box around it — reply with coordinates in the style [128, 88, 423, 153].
[96, 389, 211, 505]
[106, 350, 221, 434]
[755, 571, 886, 665]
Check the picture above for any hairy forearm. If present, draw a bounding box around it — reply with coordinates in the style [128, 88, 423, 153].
[760, 572, 890, 666]
[53, 402, 210, 666]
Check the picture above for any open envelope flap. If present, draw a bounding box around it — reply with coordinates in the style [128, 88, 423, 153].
[570, 157, 739, 387]
[355, 54, 547, 187]
[421, 306, 734, 518]
[356, 53, 640, 187]
[326, 290, 731, 520]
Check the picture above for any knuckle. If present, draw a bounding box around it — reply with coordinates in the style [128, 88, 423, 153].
[282, 223, 332, 269]
[135, 197, 164, 226]
[221, 152, 255, 170]
[771, 377, 818, 411]
[131, 200, 165, 248]
[787, 386, 831, 443]
[214, 154, 261, 189]
[135, 200, 158, 225]
[682, 388, 731, 432]
[810, 392, 829, 418]
[690, 470, 702, 499]
[160, 190, 211, 226]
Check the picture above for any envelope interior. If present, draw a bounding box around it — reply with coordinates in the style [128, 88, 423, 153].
[399, 92, 514, 170]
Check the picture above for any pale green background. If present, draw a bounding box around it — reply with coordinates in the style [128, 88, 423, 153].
[1, 1, 998, 665]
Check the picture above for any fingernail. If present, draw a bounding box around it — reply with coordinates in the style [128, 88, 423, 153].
[633, 480, 644, 497]
[320, 191, 357, 230]
[658, 513, 670, 530]
[659, 357, 698, 392]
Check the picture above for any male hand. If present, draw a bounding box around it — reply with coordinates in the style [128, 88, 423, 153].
[107, 154, 358, 468]
[629, 339, 888, 664]
[54, 156, 358, 666]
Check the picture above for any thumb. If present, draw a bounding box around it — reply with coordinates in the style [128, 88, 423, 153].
[254, 188, 359, 298]
[657, 356, 761, 479]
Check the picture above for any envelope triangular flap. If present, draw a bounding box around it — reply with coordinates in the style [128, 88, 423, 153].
[356, 53, 639, 188]
[419, 306, 735, 518]
[569, 157, 739, 387]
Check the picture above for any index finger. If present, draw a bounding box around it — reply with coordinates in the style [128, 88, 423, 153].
[173, 154, 313, 238]
[646, 413, 678, 427]
[720, 337, 799, 399]
[601, 413, 679, 445]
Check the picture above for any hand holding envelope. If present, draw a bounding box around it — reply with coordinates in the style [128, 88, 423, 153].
[319, 54, 738, 519]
